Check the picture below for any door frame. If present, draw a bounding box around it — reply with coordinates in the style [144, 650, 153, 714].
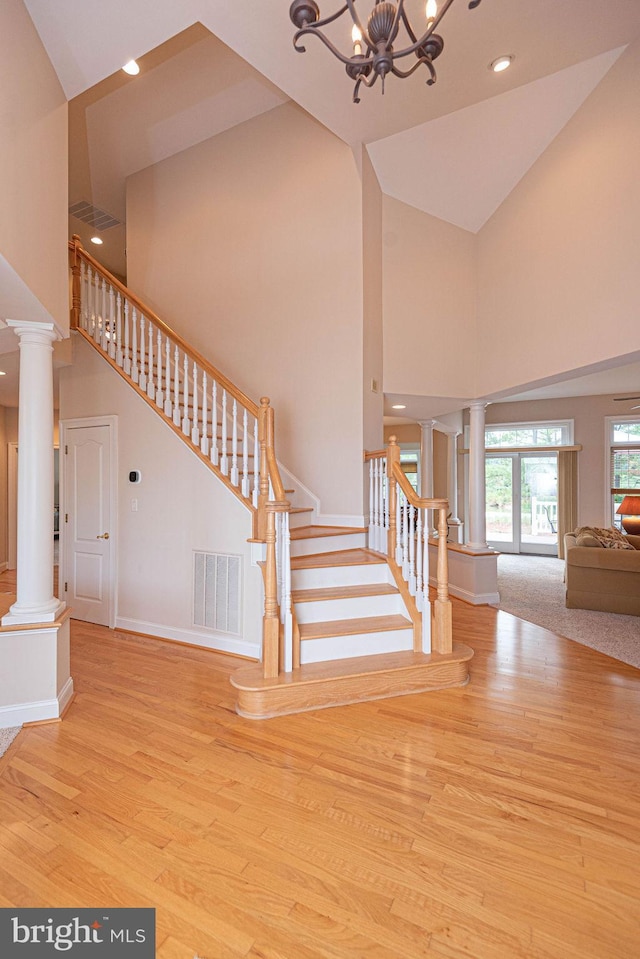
[486, 450, 558, 556]
[60, 415, 118, 628]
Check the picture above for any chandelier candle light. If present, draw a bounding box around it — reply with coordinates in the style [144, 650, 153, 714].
[290, 0, 483, 102]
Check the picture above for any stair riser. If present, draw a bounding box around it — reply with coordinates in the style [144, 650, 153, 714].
[300, 629, 413, 665]
[291, 564, 393, 591]
[289, 511, 316, 530]
[295, 593, 406, 624]
[290, 533, 367, 556]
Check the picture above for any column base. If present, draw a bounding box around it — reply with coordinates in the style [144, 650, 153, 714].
[0, 612, 73, 727]
[2, 597, 66, 627]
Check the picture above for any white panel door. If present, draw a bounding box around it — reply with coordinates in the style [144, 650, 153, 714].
[64, 424, 112, 625]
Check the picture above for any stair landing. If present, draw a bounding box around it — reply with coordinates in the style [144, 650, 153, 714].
[231, 645, 474, 719]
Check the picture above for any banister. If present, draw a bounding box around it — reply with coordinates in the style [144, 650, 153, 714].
[69, 236, 259, 419]
[391, 462, 448, 512]
[364, 448, 386, 461]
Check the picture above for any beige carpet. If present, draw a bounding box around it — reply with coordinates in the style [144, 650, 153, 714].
[0, 725, 21, 758]
[493, 553, 640, 670]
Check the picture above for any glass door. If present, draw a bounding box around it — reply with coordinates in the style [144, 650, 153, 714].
[486, 452, 558, 555]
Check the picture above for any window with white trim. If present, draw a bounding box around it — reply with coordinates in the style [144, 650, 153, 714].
[608, 417, 640, 527]
[485, 420, 573, 449]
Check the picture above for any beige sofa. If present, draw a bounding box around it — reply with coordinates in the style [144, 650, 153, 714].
[564, 530, 640, 616]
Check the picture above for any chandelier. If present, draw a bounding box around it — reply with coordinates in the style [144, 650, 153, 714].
[289, 0, 483, 103]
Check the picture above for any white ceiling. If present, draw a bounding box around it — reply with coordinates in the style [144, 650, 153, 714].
[18, 0, 640, 414]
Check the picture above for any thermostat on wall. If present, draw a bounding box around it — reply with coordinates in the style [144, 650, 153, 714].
[129, 470, 142, 484]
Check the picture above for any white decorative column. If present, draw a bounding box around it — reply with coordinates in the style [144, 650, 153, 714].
[419, 420, 436, 536]
[2, 321, 66, 626]
[446, 430, 463, 543]
[467, 401, 488, 550]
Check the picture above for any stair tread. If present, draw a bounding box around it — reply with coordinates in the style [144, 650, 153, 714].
[299, 614, 412, 641]
[290, 507, 314, 515]
[293, 583, 399, 603]
[291, 548, 387, 570]
[291, 524, 366, 540]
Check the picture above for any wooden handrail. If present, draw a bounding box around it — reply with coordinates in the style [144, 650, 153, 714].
[364, 448, 386, 462]
[69, 236, 259, 418]
[391, 462, 448, 512]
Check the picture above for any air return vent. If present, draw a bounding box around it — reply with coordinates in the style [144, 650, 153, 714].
[193, 552, 242, 635]
[69, 200, 122, 231]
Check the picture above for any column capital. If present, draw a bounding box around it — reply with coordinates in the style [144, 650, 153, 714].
[6, 319, 63, 344]
[468, 399, 489, 412]
[418, 419, 437, 430]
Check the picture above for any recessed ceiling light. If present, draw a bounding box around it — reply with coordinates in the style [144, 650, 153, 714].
[490, 55, 514, 73]
[391, 404, 406, 410]
[0, 371, 6, 376]
[90, 236, 103, 245]
[122, 60, 140, 76]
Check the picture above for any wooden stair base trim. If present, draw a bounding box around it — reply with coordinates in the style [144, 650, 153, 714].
[386, 556, 423, 652]
[290, 525, 367, 540]
[231, 644, 474, 719]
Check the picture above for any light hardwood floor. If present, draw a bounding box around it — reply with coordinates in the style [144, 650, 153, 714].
[1, 578, 639, 958]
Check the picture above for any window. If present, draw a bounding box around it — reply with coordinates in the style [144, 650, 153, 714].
[608, 418, 640, 527]
[399, 449, 419, 493]
[485, 420, 573, 449]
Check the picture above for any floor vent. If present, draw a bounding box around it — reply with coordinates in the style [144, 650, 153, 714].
[193, 551, 242, 635]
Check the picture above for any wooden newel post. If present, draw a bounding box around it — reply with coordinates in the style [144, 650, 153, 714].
[387, 435, 400, 559]
[257, 397, 271, 540]
[433, 506, 453, 654]
[70, 235, 82, 331]
[263, 505, 280, 679]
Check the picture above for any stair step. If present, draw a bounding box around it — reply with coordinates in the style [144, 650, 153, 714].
[290, 524, 366, 541]
[293, 583, 398, 603]
[299, 614, 411, 641]
[291, 548, 385, 570]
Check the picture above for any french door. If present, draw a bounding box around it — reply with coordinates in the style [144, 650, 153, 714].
[486, 452, 558, 555]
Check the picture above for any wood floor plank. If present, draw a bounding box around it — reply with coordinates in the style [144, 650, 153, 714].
[1, 573, 639, 958]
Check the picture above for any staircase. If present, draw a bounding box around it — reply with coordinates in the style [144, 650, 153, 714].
[69, 237, 473, 718]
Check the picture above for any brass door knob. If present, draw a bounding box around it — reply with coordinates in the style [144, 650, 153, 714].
[96, 532, 110, 540]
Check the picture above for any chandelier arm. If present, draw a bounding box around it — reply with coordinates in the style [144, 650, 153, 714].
[392, 0, 457, 60]
[391, 56, 436, 83]
[293, 24, 371, 66]
[353, 70, 379, 103]
[309, 4, 351, 31]
[399, 7, 418, 45]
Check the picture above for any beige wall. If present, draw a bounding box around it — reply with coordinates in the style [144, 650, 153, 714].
[362, 149, 384, 454]
[486, 394, 630, 527]
[0, 406, 7, 567]
[382, 196, 477, 398]
[127, 103, 366, 518]
[477, 38, 640, 398]
[0, 0, 68, 331]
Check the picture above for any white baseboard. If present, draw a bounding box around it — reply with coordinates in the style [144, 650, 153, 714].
[431, 578, 499, 606]
[115, 617, 260, 659]
[0, 677, 75, 728]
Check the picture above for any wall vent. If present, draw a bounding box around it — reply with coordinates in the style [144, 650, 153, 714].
[69, 200, 122, 231]
[193, 552, 242, 635]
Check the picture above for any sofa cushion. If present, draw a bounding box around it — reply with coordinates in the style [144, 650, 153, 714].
[574, 525, 635, 550]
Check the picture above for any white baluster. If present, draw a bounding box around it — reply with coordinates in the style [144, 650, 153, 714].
[80, 261, 88, 331]
[107, 285, 116, 357]
[147, 321, 155, 399]
[231, 399, 239, 486]
[377, 459, 385, 552]
[210, 381, 219, 466]
[382, 460, 389, 544]
[100, 276, 108, 349]
[368, 459, 375, 550]
[191, 361, 199, 445]
[131, 307, 139, 383]
[164, 337, 172, 417]
[282, 512, 293, 673]
[89, 267, 97, 339]
[422, 509, 431, 653]
[182, 354, 190, 435]
[252, 417, 259, 507]
[139, 315, 147, 391]
[115, 292, 123, 366]
[220, 390, 228, 475]
[172, 345, 181, 427]
[200, 372, 209, 456]
[123, 299, 131, 375]
[402, 494, 410, 581]
[408, 501, 416, 596]
[91, 272, 99, 343]
[155, 330, 163, 407]
[241, 408, 249, 498]
[395, 489, 403, 566]
[416, 508, 424, 611]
